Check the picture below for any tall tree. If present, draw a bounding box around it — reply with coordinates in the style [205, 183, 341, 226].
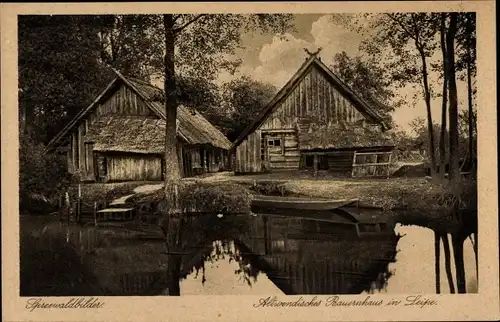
[438, 14, 449, 180]
[159, 13, 294, 205]
[446, 13, 460, 183]
[458, 13, 477, 173]
[221, 75, 277, 141]
[357, 13, 440, 177]
[331, 51, 403, 128]
[18, 15, 113, 142]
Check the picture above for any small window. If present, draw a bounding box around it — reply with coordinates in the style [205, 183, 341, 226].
[268, 140, 274, 146]
[273, 139, 281, 147]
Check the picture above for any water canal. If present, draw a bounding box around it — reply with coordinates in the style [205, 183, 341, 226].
[20, 213, 477, 296]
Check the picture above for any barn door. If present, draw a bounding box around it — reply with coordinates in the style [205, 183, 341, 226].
[266, 136, 285, 169]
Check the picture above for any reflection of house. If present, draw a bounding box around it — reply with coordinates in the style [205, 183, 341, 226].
[231, 54, 395, 177]
[44, 69, 231, 182]
[238, 215, 399, 295]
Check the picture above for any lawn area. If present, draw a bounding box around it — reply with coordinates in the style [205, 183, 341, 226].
[196, 171, 477, 233]
[66, 171, 475, 234]
[198, 171, 434, 207]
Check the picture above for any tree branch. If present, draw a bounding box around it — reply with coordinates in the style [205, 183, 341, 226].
[173, 14, 207, 34]
[172, 14, 182, 24]
[385, 13, 418, 42]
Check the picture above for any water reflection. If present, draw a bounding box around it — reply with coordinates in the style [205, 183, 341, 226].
[20, 212, 476, 296]
[369, 224, 478, 294]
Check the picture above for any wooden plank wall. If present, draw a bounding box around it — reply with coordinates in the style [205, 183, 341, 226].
[92, 84, 155, 119]
[259, 65, 365, 130]
[106, 155, 163, 181]
[264, 132, 300, 170]
[325, 152, 355, 173]
[235, 130, 261, 173]
[235, 65, 368, 173]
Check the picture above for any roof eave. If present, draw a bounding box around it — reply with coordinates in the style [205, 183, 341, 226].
[43, 76, 120, 154]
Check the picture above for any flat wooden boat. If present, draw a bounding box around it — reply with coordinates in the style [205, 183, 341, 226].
[251, 195, 358, 211]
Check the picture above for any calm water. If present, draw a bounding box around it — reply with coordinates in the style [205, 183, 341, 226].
[20, 213, 477, 296]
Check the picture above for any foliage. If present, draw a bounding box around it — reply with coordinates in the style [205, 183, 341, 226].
[18, 15, 114, 142]
[95, 15, 163, 80]
[248, 181, 292, 197]
[220, 75, 277, 140]
[331, 51, 402, 127]
[181, 182, 252, 214]
[19, 134, 72, 213]
[131, 181, 252, 215]
[390, 112, 475, 165]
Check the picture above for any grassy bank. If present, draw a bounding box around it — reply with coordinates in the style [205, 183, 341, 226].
[64, 172, 476, 234]
[199, 173, 477, 234]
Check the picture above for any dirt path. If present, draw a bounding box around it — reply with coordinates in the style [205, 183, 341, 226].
[108, 184, 163, 206]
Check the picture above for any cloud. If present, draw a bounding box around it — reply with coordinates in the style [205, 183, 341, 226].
[224, 15, 364, 90]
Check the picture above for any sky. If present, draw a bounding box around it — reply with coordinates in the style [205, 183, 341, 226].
[215, 14, 471, 134]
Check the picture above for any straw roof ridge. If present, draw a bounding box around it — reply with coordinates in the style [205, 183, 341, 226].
[296, 117, 395, 151]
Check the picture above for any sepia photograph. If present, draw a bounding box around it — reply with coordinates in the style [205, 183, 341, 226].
[2, 2, 498, 321]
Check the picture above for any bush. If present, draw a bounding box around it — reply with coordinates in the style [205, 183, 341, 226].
[19, 135, 72, 213]
[247, 181, 292, 196]
[131, 181, 252, 215]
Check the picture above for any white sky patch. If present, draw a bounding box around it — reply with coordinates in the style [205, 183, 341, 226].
[232, 16, 364, 90]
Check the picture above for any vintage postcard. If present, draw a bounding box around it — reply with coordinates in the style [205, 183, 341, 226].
[1, 1, 498, 321]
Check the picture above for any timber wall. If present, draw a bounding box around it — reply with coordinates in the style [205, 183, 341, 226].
[106, 154, 163, 181]
[235, 64, 369, 173]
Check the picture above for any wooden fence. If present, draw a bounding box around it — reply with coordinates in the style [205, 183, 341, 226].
[351, 151, 393, 178]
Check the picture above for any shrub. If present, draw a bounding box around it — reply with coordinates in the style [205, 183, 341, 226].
[19, 135, 72, 213]
[247, 181, 291, 196]
[131, 181, 252, 215]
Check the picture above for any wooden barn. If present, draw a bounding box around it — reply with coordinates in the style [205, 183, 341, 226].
[231, 53, 395, 177]
[44, 70, 231, 182]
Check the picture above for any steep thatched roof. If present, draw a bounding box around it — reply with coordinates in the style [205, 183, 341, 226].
[44, 69, 231, 153]
[85, 106, 231, 154]
[125, 77, 231, 150]
[84, 117, 166, 154]
[297, 119, 395, 151]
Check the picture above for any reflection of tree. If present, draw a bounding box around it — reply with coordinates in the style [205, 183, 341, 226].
[186, 241, 261, 288]
[162, 214, 259, 294]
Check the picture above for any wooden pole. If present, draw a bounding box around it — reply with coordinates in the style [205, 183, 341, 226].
[93, 202, 97, 227]
[58, 194, 62, 222]
[313, 155, 318, 177]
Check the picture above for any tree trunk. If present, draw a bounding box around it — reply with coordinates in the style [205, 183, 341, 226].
[466, 41, 474, 173]
[163, 216, 184, 296]
[473, 231, 478, 285]
[418, 47, 437, 177]
[434, 231, 441, 294]
[442, 233, 455, 293]
[446, 13, 460, 183]
[163, 14, 182, 214]
[452, 233, 467, 293]
[439, 14, 448, 181]
[163, 14, 183, 295]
